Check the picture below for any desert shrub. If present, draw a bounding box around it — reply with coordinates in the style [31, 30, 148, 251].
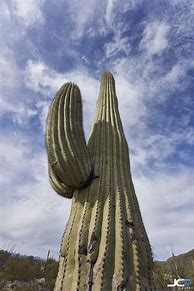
[154, 259, 194, 290]
[0, 250, 11, 269]
[0, 254, 43, 281]
[44, 258, 58, 289]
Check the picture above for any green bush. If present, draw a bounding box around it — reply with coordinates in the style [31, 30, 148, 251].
[154, 259, 194, 290]
[0, 254, 43, 281]
[0, 250, 58, 290]
[0, 250, 11, 269]
[44, 258, 58, 289]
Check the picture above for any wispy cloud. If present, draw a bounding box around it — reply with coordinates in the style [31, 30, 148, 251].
[140, 21, 169, 56]
[0, 133, 71, 257]
[64, 0, 106, 39]
[134, 166, 194, 259]
[12, 0, 44, 27]
[104, 32, 131, 58]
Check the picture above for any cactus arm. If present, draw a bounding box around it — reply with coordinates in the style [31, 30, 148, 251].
[48, 165, 73, 198]
[46, 83, 92, 198]
[64, 85, 91, 181]
[46, 84, 74, 185]
[75, 87, 93, 174]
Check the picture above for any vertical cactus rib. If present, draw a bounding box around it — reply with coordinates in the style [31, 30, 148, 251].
[61, 190, 87, 290]
[109, 74, 128, 290]
[48, 84, 75, 185]
[99, 74, 115, 291]
[75, 87, 93, 175]
[46, 72, 155, 291]
[92, 75, 115, 290]
[54, 194, 77, 289]
[91, 88, 108, 289]
[108, 75, 141, 288]
[75, 185, 94, 290]
[105, 73, 126, 289]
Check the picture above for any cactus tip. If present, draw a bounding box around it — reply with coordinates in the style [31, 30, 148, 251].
[102, 70, 114, 77]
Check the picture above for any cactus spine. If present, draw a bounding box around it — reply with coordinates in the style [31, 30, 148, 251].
[46, 72, 155, 290]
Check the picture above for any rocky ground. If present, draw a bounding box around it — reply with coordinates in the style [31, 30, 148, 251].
[0, 278, 50, 291]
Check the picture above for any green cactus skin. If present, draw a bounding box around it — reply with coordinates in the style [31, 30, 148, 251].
[46, 72, 155, 290]
[46, 82, 92, 198]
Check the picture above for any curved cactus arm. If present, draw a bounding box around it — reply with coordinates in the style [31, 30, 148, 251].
[46, 82, 92, 197]
[48, 165, 74, 198]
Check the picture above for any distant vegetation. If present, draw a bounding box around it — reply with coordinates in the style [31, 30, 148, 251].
[154, 249, 194, 290]
[0, 250, 58, 290]
[0, 248, 193, 290]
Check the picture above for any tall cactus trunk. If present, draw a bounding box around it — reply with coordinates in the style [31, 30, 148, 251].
[46, 72, 155, 290]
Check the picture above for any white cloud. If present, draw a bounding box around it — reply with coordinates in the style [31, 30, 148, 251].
[105, 0, 141, 26]
[0, 0, 44, 48]
[161, 60, 194, 89]
[0, 1, 10, 19]
[105, 0, 115, 26]
[130, 127, 194, 171]
[140, 21, 169, 56]
[65, 0, 105, 39]
[0, 95, 38, 126]
[134, 166, 194, 260]
[142, 58, 194, 103]
[0, 50, 21, 93]
[25, 60, 62, 95]
[104, 32, 131, 58]
[114, 74, 146, 128]
[59, 0, 133, 39]
[0, 134, 71, 258]
[123, 0, 142, 11]
[0, 3, 42, 122]
[13, 0, 44, 27]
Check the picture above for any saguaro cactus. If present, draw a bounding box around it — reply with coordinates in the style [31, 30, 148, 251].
[46, 72, 155, 290]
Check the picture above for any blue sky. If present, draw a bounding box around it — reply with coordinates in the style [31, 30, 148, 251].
[0, 0, 194, 261]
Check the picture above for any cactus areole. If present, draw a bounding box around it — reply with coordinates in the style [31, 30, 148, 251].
[46, 72, 155, 290]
